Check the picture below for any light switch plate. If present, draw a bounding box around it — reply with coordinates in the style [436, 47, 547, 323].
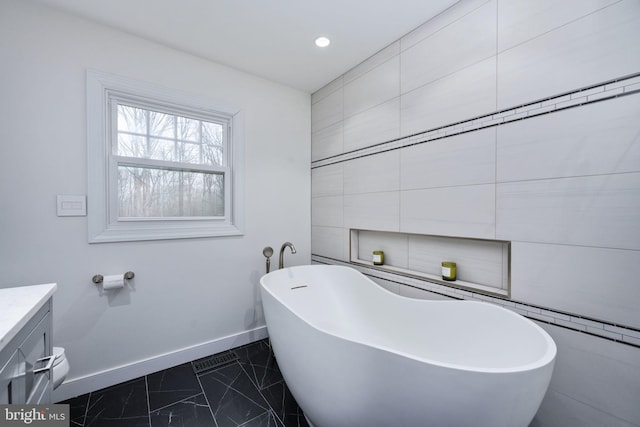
[57, 195, 87, 216]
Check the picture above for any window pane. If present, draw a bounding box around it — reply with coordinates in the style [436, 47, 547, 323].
[116, 134, 145, 157]
[116, 104, 225, 167]
[177, 117, 200, 142]
[148, 110, 175, 138]
[202, 122, 223, 145]
[118, 166, 224, 218]
[148, 138, 177, 162]
[117, 105, 146, 134]
[179, 141, 201, 164]
[202, 144, 224, 166]
[117, 135, 177, 161]
[202, 122, 225, 166]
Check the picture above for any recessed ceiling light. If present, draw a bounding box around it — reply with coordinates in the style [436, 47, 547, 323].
[315, 37, 331, 48]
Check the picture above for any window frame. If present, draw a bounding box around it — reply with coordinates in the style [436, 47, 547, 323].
[87, 70, 244, 243]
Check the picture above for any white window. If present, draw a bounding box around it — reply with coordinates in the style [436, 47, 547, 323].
[87, 70, 244, 242]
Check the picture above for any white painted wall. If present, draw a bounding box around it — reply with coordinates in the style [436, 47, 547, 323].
[0, 0, 310, 401]
[311, 0, 640, 425]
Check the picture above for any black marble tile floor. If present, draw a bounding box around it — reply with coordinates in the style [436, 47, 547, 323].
[60, 339, 310, 427]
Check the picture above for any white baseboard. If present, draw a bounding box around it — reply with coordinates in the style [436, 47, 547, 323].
[53, 326, 268, 402]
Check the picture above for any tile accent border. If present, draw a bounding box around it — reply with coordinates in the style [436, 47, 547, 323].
[311, 254, 640, 349]
[311, 72, 640, 169]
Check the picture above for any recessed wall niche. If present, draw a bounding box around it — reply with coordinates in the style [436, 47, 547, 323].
[350, 229, 511, 297]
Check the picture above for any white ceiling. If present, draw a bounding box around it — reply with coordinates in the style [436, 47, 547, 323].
[26, 0, 459, 93]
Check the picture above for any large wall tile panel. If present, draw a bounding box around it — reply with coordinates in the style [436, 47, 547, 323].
[343, 56, 400, 118]
[311, 75, 343, 105]
[401, 0, 496, 94]
[311, 163, 343, 197]
[497, 1, 640, 109]
[343, 98, 400, 152]
[496, 173, 640, 250]
[400, 184, 496, 239]
[400, 127, 496, 190]
[311, 195, 343, 227]
[535, 323, 640, 426]
[401, 0, 490, 51]
[311, 226, 348, 261]
[400, 57, 496, 136]
[511, 242, 640, 329]
[534, 390, 637, 427]
[311, 122, 343, 161]
[497, 95, 640, 182]
[311, 88, 343, 132]
[497, 0, 620, 52]
[343, 150, 400, 195]
[344, 192, 400, 232]
[344, 42, 400, 84]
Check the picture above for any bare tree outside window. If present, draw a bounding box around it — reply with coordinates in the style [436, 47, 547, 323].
[116, 105, 226, 218]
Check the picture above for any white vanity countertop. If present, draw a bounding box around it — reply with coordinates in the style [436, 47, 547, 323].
[0, 283, 57, 353]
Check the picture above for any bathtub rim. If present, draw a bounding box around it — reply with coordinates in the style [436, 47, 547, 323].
[260, 264, 557, 374]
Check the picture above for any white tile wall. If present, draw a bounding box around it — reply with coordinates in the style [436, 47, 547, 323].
[400, 127, 496, 190]
[537, 322, 640, 426]
[344, 191, 399, 232]
[311, 75, 343, 105]
[497, 94, 640, 182]
[401, 0, 490, 52]
[344, 42, 400, 84]
[343, 55, 399, 118]
[311, 2, 640, 423]
[401, 0, 496, 94]
[311, 163, 343, 197]
[533, 389, 637, 427]
[511, 242, 640, 329]
[343, 150, 400, 195]
[496, 173, 640, 250]
[311, 195, 343, 227]
[311, 122, 343, 161]
[311, 88, 343, 133]
[497, 0, 640, 109]
[400, 57, 497, 136]
[497, 0, 620, 52]
[400, 184, 496, 239]
[311, 226, 348, 261]
[343, 98, 400, 152]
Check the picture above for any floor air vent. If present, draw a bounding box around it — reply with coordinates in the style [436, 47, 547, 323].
[192, 351, 238, 374]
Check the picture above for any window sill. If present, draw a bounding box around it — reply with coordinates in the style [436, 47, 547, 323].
[89, 222, 243, 243]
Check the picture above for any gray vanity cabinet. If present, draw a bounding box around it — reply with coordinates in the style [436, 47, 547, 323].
[0, 299, 53, 404]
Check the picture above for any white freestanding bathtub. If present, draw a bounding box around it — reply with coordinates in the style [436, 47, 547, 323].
[260, 265, 556, 427]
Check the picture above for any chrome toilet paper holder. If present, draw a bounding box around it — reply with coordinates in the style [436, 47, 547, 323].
[92, 271, 135, 284]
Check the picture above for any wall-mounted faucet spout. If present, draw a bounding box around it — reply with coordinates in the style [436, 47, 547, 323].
[279, 242, 297, 269]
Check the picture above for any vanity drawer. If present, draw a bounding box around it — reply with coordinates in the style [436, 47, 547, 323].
[0, 301, 52, 404]
[22, 312, 52, 403]
[0, 350, 24, 404]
